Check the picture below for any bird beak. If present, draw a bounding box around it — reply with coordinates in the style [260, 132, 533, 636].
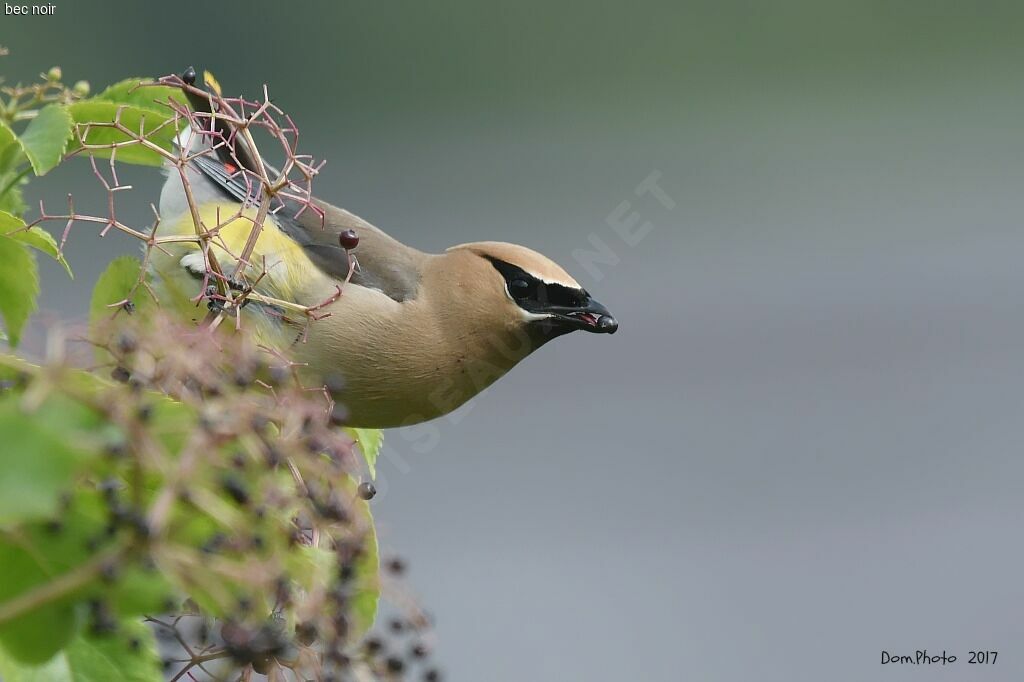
[542, 297, 619, 335]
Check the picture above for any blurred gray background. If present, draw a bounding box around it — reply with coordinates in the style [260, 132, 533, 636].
[4, 1, 1024, 680]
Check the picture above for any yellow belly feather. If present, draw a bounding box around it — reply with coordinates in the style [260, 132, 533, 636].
[150, 203, 327, 349]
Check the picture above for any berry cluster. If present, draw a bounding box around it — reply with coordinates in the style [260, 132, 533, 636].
[7, 313, 440, 681]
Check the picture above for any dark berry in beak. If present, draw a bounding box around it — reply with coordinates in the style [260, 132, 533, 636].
[596, 315, 618, 334]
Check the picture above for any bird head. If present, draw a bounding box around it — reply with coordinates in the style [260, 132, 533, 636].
[447, 241, 618, 341]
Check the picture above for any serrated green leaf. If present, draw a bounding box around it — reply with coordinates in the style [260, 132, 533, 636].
[67, 101, 177, 168]
[0, 122, 29, 215]
[17, 105, 73, 176]
[0, 235, 38, 347]
[0, 122, 23, 175]
[0, 619, 162, 681]
[345, 427, 383, 479]
[0, 211, 72, 277]
[0, 394, 94, 524]
[95, 78, 186, 116]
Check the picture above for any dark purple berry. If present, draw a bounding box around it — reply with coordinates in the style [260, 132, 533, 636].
[220, 475, 250, 505]
[99, 561, 120, 583]
[115, 333, 137, 354]
[104, 442, 127, 459]
[201, 532, 227, 554]
[338, 229, 359, 250]
[251, 657, 271, 675]
[357, 481, 376, 500]
[296, 621, 318, 646]
[268, 365, 289, 386]
[332, 613, 350, 639]
[88, 600, 117, 635]
[98, 478, 121, 502]
[235, 596, 252, 615]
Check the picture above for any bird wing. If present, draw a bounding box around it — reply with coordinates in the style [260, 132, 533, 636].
[190, 154, 426, 303]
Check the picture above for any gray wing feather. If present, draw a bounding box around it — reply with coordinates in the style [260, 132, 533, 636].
[190, 155, 425, 302]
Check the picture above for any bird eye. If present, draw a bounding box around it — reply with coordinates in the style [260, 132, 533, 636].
[508, 278, 531, 298]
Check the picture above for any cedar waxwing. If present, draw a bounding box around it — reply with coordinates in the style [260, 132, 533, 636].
[150, 73, 617, 428]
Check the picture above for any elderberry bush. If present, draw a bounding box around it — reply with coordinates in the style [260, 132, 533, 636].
[0, 62, 441, 681]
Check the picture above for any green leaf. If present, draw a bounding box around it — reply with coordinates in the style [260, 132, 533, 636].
[286, 484, 379, 637]
[0, 643, 72, 680]
[67, 101, 177, 168]
[0, 174, 27, 218]
[0, 122, 25, 175]
[95, 78, 186, 116]
[65, 620, 162, 682]
[108, 566, 175, 619]
[0, 484, 171, 666]
[0, 619, 162, 681]
[345, 427, 383, 479]
[89, 255, 153, 363]
[0, 235, 39, 347]
[0, 211, 72, 278]
[0, 538, 82, 664]
[90, 256, 151, 365]
[352, 504, 380, 634]
[89, 256, 152, 326]
[0, 122, 18, 158]
[0, 492, 101, 663]
[0, 394, 94, 524]
[0, 124, 29, 216]
[17, 105, 73, 176]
